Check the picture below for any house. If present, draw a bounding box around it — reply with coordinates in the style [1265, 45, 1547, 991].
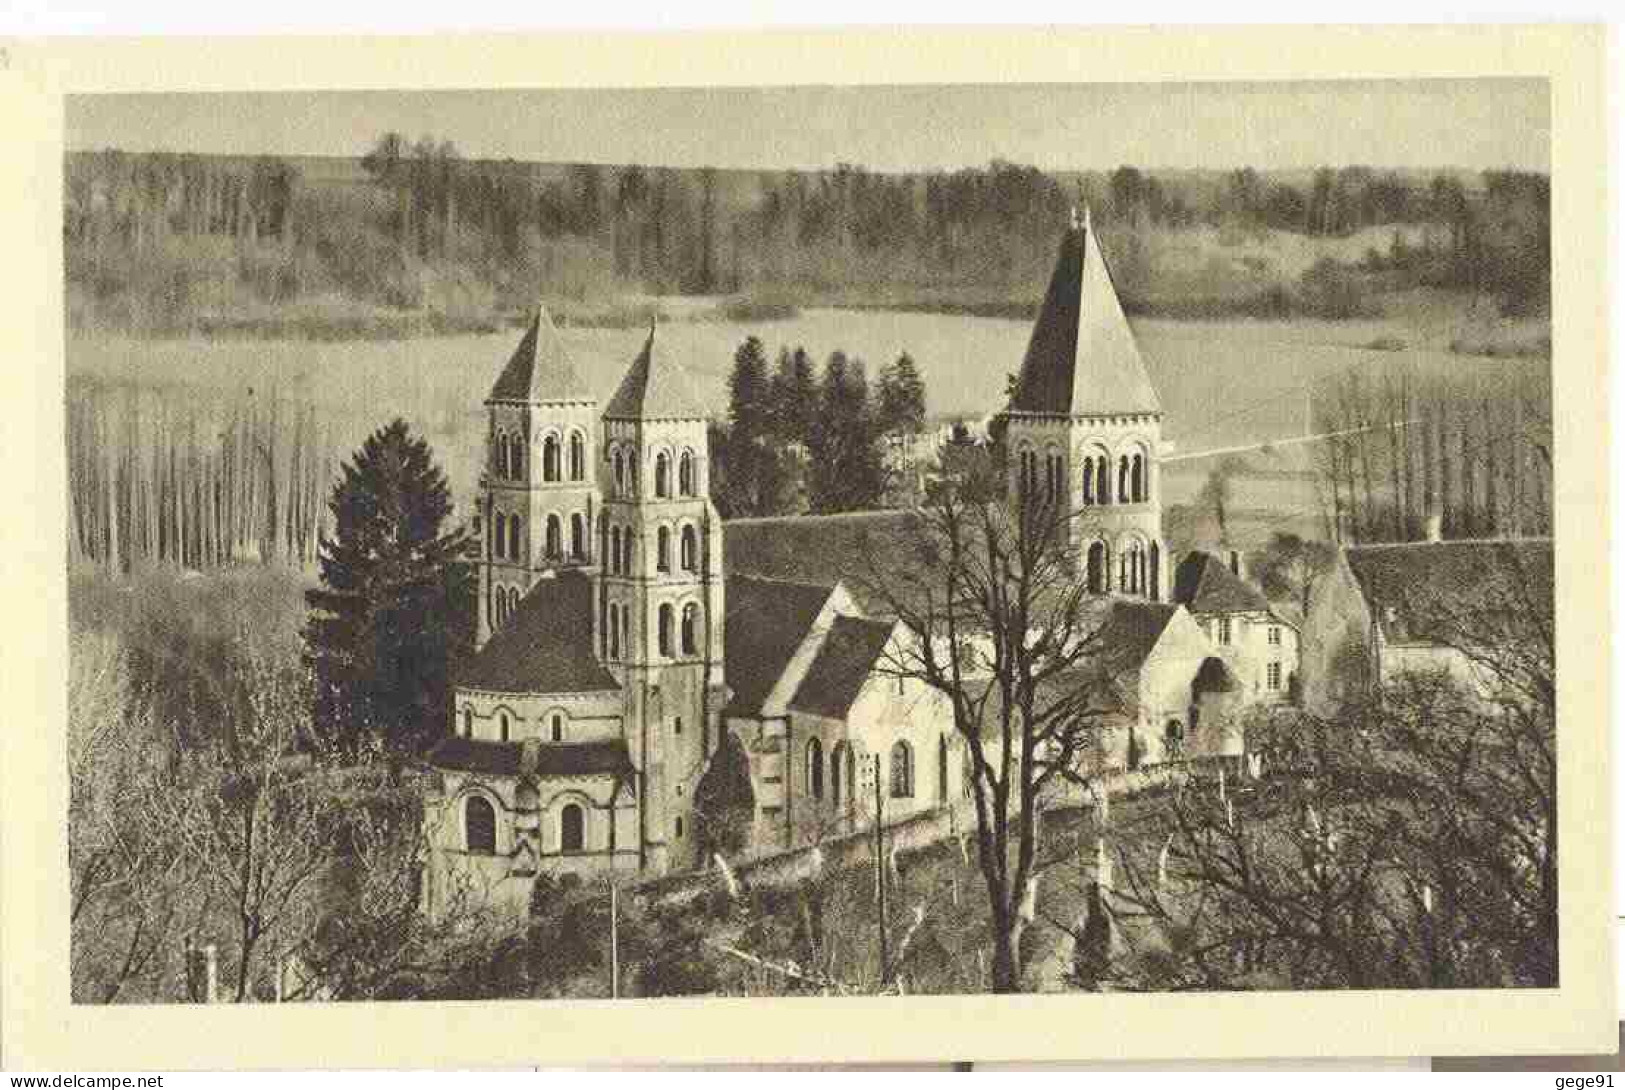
[1301, 535, 1554, 714]
[422, 209, 1252, 915]
[1172, 550, 1302, 705]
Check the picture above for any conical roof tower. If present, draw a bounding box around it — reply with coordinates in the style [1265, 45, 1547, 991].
[1009, 206, 1160, 418]
[604, 321, 710, 421]
[488, 304, 595, 405]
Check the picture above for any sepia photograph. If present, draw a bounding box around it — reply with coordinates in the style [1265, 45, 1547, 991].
[3, 23, 1611, 1068]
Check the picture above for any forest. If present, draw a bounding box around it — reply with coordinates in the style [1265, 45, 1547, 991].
[64, 140, 1551, 336]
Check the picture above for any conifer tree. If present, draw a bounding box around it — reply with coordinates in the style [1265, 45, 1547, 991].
[877, 352, 927, 435]
[304, 419, 469, 755]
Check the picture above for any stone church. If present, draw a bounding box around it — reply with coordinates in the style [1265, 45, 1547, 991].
[421, 212, 1282, 914]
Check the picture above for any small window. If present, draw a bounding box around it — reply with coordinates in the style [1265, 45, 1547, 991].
[890, 741, 914, 799]
[657, 526, 671, 572]
[461, 707, 473, 737]
[681, 603, 699, 656]
[674, 716, 683, 736]
[658, 603, 674, 657]
[675, 816, 684, 839]
[560, 803, 584, 852]
[1267, 662, 1283, 691]
[1218, 618, 1232, 646]
[499, 713, 510, 742]
[655, 453, 670, 498]
[569, 432, 585, 481]
[1268, 625, 1282, 647]
[613, 450, 626, 496]
[543, 434, 560, 482]
[571, 513, 585, 560]
[465, 796, 496, 854]
[509, 515, 522, 562]
[679, 451, 696, 496]
[551, 713, 563, 742]
[807, 737, 824, 800]
[680, 525, 697, 572]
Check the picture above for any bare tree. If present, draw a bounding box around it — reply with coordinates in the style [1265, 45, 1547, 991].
[845, 450, 1122, 992]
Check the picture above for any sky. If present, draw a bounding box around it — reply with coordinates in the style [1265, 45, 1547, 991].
[66, 79, 1549, 174]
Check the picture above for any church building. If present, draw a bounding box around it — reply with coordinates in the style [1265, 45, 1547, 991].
[421, 211, 1268, 915]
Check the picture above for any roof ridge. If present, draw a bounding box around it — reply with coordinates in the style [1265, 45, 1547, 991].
[725, 509, 918, 528]
[1346, 535, 1554, 552]
[729, 571, 840, 592]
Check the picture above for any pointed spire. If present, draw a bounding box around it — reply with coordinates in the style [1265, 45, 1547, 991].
[604, 318, 709, 420]
[1008, 216, 1161, 417]
[488, 303, 594, 404]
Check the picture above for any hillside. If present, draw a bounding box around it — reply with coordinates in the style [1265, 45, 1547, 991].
[64, 148, 1549, 339]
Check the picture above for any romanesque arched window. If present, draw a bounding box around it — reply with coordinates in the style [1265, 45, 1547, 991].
[609, 604, 621, 659]
[613, 449, 625, 496]
[1096, 457, 1111, 504]
[570, 513, 585, 559]
[681, 602, 699, 656]
[542, 434, 560, 482]
[658, 603, 674, 657]
[569, 431, 585, 481]
[1017, 447, 1037, 498]
[508, 515, 522, 562]
[545, 514, 561, 559]
[1118, 456, 1130, 504]
[1131, 453, 1146, 503]
[512, 432, 525, 479]
[493, 513, 506, 560]
[461, 707, 473, 737]
[657, 526, 671, 572]
[610, 527, 622, 574]
[890, 741, 914, 799]
[655, 452, 670, 498]
[679, 450, 695, 496]
[559, 803, 584, 852]
[1081, 456, 1096, 505]
[550, 712, 564, 742]
[830, 742, 849, 808]
[680, 525, 697, 572]
[806, 737, 824, 800]
[465, 796, 496, 854]
[496, 432, 510, 478]
[621, 530, 634, 575]
[499, 711, 510, 742]
[1086, 541, 1108, 594]
[1149, 542, 1161, 600]
[1045, 451, 1063, 503]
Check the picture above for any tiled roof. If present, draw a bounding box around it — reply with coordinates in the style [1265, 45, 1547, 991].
[1172, 551, 1274, 616]
[489, 306, 595, 404]
[790, 616, 895, 720]
[1008, 217, 1161, 417]
[427, 736, 635, 779]
[1344, 538, 1554, 646]
[603, 323, 710, 420]
[456, 569, 621, 695]
[1096, 599, 1181, 671]
[723, 510, 930, 618]
[721, 574, 835, 717]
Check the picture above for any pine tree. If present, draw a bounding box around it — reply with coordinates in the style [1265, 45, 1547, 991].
[807, 352, 887, 513]
[304, 419, 468, 755]
[727, 336, 771, 444]
[877, 352, 927, 435]
[768, 346, 819, 443]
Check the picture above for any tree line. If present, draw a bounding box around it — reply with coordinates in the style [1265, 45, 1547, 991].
[710, 335, 928, 518]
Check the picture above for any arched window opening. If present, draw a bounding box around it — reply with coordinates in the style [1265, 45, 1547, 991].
[571, 513, 585, 560]
[609, 605, 622, 660]
[1131, 453, 1146, 503]
[499, 712, 510, 742]
[1096, 457, 1111, 504]
[545, 514, 561, 559]
[655, 453, 670, 498]
[465, 796, 496, 854]
[493, 513, 507, 560]
[830, 742, 849, 808]
[621, 531, 634, 575]
[1086, 541, 1107, 594]
[807, 737, 824, 800]
[610, 527, 622, 575]
[1081, 456, 1096, 505]
[1149, 542, 1161, 601]
[675, 816, 684, 839]
[551, 713, 564, 742]
[569, 432, 585, 481]
[495, 433, 509, 478]
[559, 803, 584, 852]
[613, 449, 625, 496]
[658, 603, 674, 657]
[657, 526, 671, 572]
[890, 741, 914, 799]
[679, 451, 695, 496]
[512, 433, 525, 479]
[680, 525, 697, 571]
[508, 515, 522, 562]
[542, 434, 560, 482]
[1118, 456, 1130, 503]
[461, 707, 473, 737]
[681, 603, 699, 656]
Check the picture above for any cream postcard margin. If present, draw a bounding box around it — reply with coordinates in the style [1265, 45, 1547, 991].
[0, 24, 1611, 1068]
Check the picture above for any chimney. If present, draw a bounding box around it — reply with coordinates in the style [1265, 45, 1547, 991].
[1424, 512, 1443, 543]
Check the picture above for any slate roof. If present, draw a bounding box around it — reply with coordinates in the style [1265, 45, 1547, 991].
[721, 574, 836, 717]
[790, 616, 896, 720]
[1172, 551, 1275, 616]
[1343, 538, 1554, 646]
[1096, 599, 1181, 671]
[456, 569, 621, 695]
[428, 736, 635, 779]
[723, 510, 931, 618]
[1008, 214, 1161, 418]
[489, 305, 595, 404]
[604, 323, 710, 420]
